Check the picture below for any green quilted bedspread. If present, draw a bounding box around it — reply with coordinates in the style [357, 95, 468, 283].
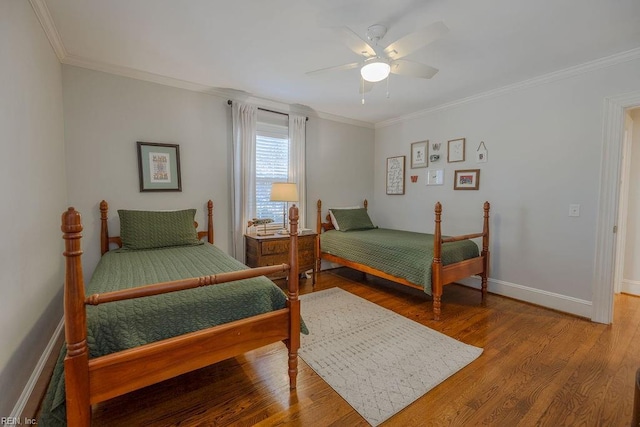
[320, 228, 479, 294]
[40, 243, 305, 426]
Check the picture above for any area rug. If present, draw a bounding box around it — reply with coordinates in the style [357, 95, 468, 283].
[299, 288, 482, 426]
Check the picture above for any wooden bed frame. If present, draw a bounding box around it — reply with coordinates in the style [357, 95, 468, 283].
[316, 199, 490, 320]
[61, 200, 301, 426]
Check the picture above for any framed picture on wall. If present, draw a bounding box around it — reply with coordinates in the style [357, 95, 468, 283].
[386, 156, 405, 195]
[454, 169, 480, 190]
[447, 138, 466, 163]
[137, 141, 182, 192]
[410, 140, 428, 168]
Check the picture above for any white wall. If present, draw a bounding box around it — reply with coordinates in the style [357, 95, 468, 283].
[306, 117, 375, 225]
[62, 65, 376, 279]
[374, 58, 640, 316]
[623, 108, 640, 292]
[63, 65, 232, 278]
[0, 1, 67, 415]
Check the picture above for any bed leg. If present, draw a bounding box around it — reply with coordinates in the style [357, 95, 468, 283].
[481, 275, 488, 304]
[288, 344, 299, 389]
[433, 295, 442, 321]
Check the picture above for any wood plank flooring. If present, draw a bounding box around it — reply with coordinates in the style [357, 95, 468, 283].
[50, 268, 640, 426]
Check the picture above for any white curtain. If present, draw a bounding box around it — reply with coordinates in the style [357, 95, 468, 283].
[289, 114, 307, 229]
[231, 102, 257, 261]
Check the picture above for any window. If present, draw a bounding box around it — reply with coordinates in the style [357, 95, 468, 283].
[255, 112, 289, 228]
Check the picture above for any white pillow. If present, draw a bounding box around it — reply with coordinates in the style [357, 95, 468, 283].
[328, 206, 359, 230]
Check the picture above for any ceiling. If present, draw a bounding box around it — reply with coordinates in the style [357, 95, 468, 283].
[39, 0, 640, 125]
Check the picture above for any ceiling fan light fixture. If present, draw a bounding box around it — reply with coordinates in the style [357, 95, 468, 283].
[360, 59, 390, 82]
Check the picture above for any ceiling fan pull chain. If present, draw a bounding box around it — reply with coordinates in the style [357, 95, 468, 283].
[361, 78, 365, 104]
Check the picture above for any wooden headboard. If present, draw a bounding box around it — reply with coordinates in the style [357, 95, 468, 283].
[316, 199, 368, 233]
[99, 200, 214, 255]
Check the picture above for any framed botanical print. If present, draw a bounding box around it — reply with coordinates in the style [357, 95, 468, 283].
[447, 138, 466, 163]
[410, 140, 428, 168]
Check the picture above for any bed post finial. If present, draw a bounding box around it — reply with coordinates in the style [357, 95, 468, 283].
[100, 200, 109, 255]
[207, 200, 214, 244]
[61, 208, 91, 426]
[364, 199, 368, 210]
[287, 204, 300, 389]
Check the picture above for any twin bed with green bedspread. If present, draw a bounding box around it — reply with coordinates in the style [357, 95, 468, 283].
[320, 228, 480, 295]
[42, 201, 303, 426]
[317, 200, 490, 320]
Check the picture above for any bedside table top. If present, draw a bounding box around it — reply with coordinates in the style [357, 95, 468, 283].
[246, 230, 317, 240]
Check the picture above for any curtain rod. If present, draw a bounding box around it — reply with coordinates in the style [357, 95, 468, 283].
[227, 100, 308, 121]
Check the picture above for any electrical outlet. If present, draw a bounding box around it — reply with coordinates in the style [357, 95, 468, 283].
[569, 204, 580, 217]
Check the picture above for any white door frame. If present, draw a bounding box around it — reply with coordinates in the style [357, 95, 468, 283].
[613, 124, 632, 294]
[593, 90, 640, 324]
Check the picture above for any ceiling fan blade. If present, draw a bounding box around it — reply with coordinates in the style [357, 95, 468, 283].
[383, 21, 449, 60]
[306, 62, 361, 76]
[390, 59, 439, 79]
[359, 79, 374, 94]
[334, 27, 376, 58]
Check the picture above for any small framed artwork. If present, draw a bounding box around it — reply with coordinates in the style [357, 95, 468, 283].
[386, 155, 405, 195]
[476, 141, 488, 163]
[426, 168, 444, 186]
[137, 141, 182, 192]
[454, 169, 480, 190]
[447, 138, 466, 163]
[410, 140, 428, 169]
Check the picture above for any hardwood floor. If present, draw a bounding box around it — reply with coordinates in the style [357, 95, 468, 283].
[54, 269, 640, 426]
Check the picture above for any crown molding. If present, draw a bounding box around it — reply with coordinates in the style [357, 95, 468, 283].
[376, 47, 640, 129]
[29, 0, 67, 61]
[62, 56, 374, 129]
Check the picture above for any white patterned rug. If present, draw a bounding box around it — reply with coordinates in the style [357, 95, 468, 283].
[299, 288, 482, 426]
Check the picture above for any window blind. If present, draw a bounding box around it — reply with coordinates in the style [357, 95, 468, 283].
[256, 112, 289, 227]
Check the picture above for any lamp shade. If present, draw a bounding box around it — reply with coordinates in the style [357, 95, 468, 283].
[360, 59, 390, 83]
[270, 182, 298, 202]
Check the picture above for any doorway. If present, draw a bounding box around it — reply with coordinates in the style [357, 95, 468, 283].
[615, 108, 640, 297]
[593, 91, 640, 324]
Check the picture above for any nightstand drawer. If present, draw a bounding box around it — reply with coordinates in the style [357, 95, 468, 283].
[261, 240, 289, 255]
[244, 232, 317, 284]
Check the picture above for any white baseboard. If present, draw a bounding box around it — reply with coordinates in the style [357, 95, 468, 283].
[457, 276, 593, 319]
[621, 279, 640, 296]
[10, 317, 64, 419]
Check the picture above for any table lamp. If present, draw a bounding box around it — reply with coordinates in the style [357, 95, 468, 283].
[270, 182, 298, 234]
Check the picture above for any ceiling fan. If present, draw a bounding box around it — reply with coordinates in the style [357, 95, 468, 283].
[307, 21, 449, 96]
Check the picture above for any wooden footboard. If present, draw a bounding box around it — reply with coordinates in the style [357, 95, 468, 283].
[61, 201, 300, 427]
[316, 199, 490, 320]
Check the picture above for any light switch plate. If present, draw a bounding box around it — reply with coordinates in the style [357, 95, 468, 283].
[569, 204, 580, 217]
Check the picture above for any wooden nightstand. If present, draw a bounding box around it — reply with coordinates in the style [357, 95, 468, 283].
[245, 231, 317, 284]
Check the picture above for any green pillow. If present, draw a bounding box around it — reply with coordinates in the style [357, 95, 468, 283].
[329, 208, 376, 232]
[118, 209, 202, 250]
